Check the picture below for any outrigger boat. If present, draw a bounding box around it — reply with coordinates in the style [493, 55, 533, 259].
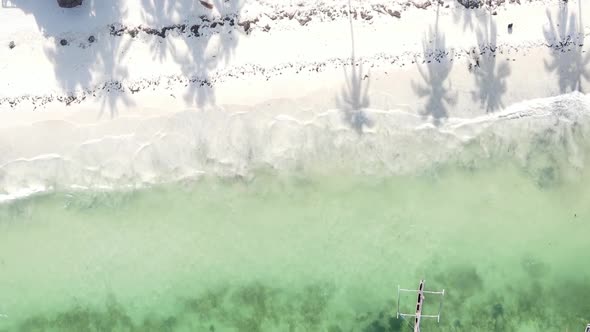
[398, 281, 587, 332]
[396, 280, 445, 332]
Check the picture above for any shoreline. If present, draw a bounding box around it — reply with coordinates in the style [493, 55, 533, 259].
[1, 91, 589, 203]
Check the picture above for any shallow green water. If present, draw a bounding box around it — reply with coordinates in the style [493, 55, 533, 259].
[0, 163, 589, 332]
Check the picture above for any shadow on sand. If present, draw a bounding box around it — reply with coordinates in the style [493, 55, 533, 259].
[453, 0, 501, 31]
[141, 0, 244, 108]
[543, 0, 590, 93]
[453, 0, 479, 32]
[471, 14, 510, 112]
[412, 4, 457, 126]
[6, 0, 244, 117]
[6, 0, 133, 117]
[335, 0, 372, 135]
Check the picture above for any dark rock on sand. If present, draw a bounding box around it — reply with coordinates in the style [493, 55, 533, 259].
[199, 0, 213, 10]
[392, 10, 401, 18]
[109, 24, 127, 36]
[57, 0, 82, 8]
[457, 0, 482, 9]
[88, 35, 95, 43]
[190, 25, 200, 37]
[238, 19, 259, 33]
[128, 28, 138, 38]
[60, 39, 69, 46]
[414, 0, 432, 9]
[8, 41, 15, 49]
[508, 23, 513, 33]
[360, 11, 373, 20]
[227, 18, 235, 26]
[298, 17, 312, 26]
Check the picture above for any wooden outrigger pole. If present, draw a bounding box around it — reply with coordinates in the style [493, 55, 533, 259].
[413, 280, 426, 332]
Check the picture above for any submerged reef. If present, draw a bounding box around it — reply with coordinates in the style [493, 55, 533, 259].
[4, 261, 590, 332]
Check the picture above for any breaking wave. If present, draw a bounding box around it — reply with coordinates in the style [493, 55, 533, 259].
[1, 92, 589, 202]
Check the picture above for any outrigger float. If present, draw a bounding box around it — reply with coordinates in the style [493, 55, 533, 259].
[396, 280, 445, 332]
[397, 281, 588, 332]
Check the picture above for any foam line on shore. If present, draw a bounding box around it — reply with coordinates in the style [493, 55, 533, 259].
[0, 92, 588, 203]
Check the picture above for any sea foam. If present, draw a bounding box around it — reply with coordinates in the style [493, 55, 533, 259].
[0, 92, 589, 202]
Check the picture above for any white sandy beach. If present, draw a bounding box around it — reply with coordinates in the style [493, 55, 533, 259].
[0, 0, 589, 200]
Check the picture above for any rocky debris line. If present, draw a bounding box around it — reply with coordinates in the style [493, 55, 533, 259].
[465, 39, 537, 71]
[47, 3, 430, 47]
[92, 4, 410, 43]
[258, 0, 547, 24]
[457, 0, 524, 9]
[106, 15, 244, 40]
[544, 33, 586, 53]
[0, 40, 568, 111]
[95, 5, 404, 42]
[0, 77, 212, 110]
[263, 4, 408, 25]
[110, 23, 188, 38]
[40, 0, 548, 47]
[57, 0, 82, 8]
[101, 4, 409, 41]
[465, 33, 586, 73]
[421, 48, 452, 63]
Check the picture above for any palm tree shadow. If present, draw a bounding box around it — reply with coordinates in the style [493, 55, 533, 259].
[335, 0, 372, 135]
[140, 0, 180, 62]
[140, 0, 245, 108]
[543, 1, 590, 93]
[177, 0, 244, 107]
[9, 0, 245, 116]
[412, 5, 457, 126]
[9, 0, 135, 118]
[472, 15, 510, 112]
[96, 31, 135, 119]
[1, 0, 16, 7]
[336, 61, 372, 134]
[453, 2, 477, 32]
